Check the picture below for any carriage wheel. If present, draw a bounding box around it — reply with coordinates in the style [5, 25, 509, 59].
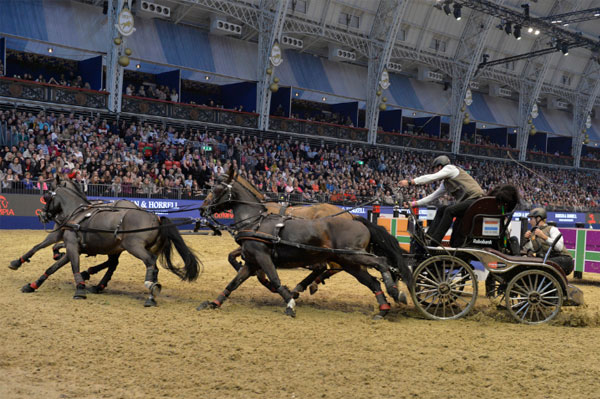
[411, 255, 478, 320]
[505, 270, 563, 324]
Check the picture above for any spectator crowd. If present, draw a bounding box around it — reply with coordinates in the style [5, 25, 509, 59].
[0, 107, 599, 212]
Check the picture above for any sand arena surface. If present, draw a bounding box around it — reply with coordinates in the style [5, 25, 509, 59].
[2, 230, 600, 398]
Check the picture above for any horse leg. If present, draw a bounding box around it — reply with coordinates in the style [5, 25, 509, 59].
[197, 263, 253, 311]
[52, 243, 65, 260]
[123, 242, 160, 307]
[334, 255, 395, 319]
[9, 230, 62, 270]
[86, 254, 121, 294]
[63, 231, 87, 299]
[21, 255, 70, 293]
[306, 266, 344, 295]
[291, 265, 328, 299]
[248, 246, 296, 317]
[229, 247, 277, 292]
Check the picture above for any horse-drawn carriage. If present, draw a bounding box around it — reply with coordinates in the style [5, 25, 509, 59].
[405, 195, 584, 324]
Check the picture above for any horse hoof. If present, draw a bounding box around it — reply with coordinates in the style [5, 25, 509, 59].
[284, 307, 296, 318]
[308, 283, 319, 295]
[291, 291, 300, 300]
[398, 291, 408, 305]
[21, 284, 35, 293]
[144, 298, 157, 307]
[87, 285, 104, 294]
[80, 271, 91, 281]
[73, 292, 87, 300]
[150, 283, 162, 297]
[197, 301, 218, 311]
[9, 260, 22, 270]
[372, 314, 384, 320]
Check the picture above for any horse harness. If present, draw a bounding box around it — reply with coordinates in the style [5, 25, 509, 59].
[233, 213, 375, 257]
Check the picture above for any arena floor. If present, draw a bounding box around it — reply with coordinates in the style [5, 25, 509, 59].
[2, 230, 600, 399]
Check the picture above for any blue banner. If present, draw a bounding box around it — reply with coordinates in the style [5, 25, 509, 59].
[379, 109, 402, 132]
[331, 101, 359, 127]
[270, 86, 291, 117]
[221, 82, 256, 112]
[156, 69, 181, 98]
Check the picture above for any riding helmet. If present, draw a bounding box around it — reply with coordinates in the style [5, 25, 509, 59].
[527, 207, 547, 220]
[432, 155, 451, 169]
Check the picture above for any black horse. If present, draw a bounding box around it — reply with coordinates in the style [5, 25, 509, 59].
[38, 176, 200, 306]
[10, 190, 140, 294]
[198, 166, 413, 318]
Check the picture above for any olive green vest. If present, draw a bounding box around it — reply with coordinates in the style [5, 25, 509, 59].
[443, 168, 484, 202]
[531, 225, 570, 257]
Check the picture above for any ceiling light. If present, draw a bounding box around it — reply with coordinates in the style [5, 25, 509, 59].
[563, 23, 569, 27]
[295, 92, 299, 97]
[561, 43, 569, 56]
[136, 64, 141, 69]
[514, 25, 522, 40]
[534, 29, 540, 35]
[527, 27, 533, 33]
[504, 21, 512, 35]
[205, 76, 210, 80]
[48, 48, 53, 53]
[443, 1, 452, 16]
[453, 4, 462, 20]
[594, 12, 600, 17]
[322, 97, 327, 101]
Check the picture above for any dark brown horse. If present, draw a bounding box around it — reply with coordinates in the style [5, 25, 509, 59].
[198, 167, 412, 319]
[39, 176, 200, 306]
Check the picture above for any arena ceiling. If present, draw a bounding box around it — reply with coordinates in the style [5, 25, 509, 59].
[75, 0, 600, 104]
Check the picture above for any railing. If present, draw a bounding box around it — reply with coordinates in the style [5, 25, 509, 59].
[580, 157, 600, 169]
[122, 95, 260, 129]
[526, 151, 574, 166]
[269, 116, 368, 142]
[461, 142, 519, 160]
[376, 131, 452, 152]
[0, 76, 108, 109]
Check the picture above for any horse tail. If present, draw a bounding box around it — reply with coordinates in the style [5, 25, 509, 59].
[356, 216, 413, 290]
[156, 217, 201, 281]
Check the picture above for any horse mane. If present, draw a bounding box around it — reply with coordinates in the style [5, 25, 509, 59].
[234, 174, 265, 202]
[61, 179, 90, 203]
[488, 184, 520, 212]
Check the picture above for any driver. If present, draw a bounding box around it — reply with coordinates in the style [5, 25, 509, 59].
[400, 155, 483, 246]
[522, 208, 574, 275]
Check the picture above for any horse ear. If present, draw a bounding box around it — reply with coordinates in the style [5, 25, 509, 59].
[226, 164, 235, 183]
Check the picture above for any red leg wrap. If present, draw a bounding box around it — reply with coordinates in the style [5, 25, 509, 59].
[30, 282, 39, 290]
[213, 299, 222, 307]
[20, 257, 26, 264]
[374, 291, 384, 296]
[379, 303, 391, 311]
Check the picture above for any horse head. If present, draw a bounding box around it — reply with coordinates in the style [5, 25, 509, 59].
[39, 175, 90, 224]
[200, 165, 236, 217]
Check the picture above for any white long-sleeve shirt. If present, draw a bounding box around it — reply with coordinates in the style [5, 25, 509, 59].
[413, 165, 460, 206]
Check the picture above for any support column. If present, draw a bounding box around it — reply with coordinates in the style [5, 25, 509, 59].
[572, 60, 600, 167]
[365, 0, 408, 144]
[256, 0, 290, 131]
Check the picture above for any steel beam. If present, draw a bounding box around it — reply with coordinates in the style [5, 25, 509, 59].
[449, 0, 506, 154]
[256, 0, 289, 131]
[106, 0, 126, 113]
[572, 58, 600, 167]
[365, 0, 408, 144]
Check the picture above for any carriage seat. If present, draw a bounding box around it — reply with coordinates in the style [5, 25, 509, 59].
[484, 248, 566, 278]
[449, 196, 515, 249]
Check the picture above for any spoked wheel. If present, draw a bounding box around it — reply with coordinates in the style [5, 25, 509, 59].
[411, 255, 478, 320]
[505, 270, 563, 325]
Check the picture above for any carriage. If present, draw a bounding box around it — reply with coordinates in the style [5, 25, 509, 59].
[405, 195, 584, 325]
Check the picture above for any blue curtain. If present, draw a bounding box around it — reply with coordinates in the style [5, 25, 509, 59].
[414, 116, 441, 137]
[77, 56, 102, 90]
[461, 122, 477, 139]
[156, 70, 181, 97]
[0, 38, 5, 76]
[220, 82, 256, 112]
[379, 109, 402, 132]
[527, 132, 547, 152]
[508, 133, 517, 148]
[479, 127, 507, 146]
[547, 137, 571, 156]
[270, 86, 291, 117]
[331, 102, 358, 126]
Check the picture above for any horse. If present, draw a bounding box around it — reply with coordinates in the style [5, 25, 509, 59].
[10, 185, 139, 294]
[38, 176, 200, 306]
[198, 166, 413, 319]
[220, 189, 355, 297]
